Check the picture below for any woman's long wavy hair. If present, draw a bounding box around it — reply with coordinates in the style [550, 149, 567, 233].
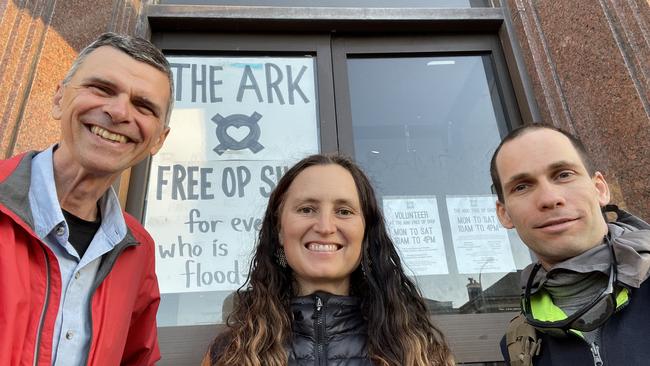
[209, 154, 454, 366]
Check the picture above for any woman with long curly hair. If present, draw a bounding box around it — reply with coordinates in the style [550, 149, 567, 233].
[204, 154, 454, 366]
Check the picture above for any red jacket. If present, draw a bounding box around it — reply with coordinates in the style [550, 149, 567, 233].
[0, 152, 161, 365]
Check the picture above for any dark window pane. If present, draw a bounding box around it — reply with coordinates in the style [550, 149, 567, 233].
[346, 55, 532, 314]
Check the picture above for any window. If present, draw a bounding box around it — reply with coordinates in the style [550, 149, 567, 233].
[333, 35, 531, 363]
[147, 55, 321, 326]
[130, 7, 538, 364]
[343, 51, 527, 306]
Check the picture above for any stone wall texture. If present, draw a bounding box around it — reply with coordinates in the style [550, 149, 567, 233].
[0, 0, 143, 202]
[506, 0, 650, 220]
[0, 0, 143, 157]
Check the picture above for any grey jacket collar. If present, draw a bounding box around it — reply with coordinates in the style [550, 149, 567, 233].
[0, 151, 39, 230]
[523, 217, 650, 291]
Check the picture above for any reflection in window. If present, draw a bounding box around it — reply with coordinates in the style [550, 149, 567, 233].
[346, 55, 532, 314]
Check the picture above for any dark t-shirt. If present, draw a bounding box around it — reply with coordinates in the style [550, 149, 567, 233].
[62, 208, 101, 258]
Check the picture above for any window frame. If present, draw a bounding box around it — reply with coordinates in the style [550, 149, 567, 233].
[125, 33, 337, 220]
[331, 33, 522, 157]
[125, 4, 541, 364]
[330, 33, 526, 364]
[126, 32, 338, 366]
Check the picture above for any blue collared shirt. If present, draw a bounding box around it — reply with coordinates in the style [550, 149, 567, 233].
[29, 146, 128, 366]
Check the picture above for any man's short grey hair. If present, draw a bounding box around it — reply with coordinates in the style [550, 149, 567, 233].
[63, 32, 174, 127]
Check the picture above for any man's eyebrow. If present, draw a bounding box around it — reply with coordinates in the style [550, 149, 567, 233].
[83, 76, 115, 88]
[132, 96, 162, 118]
[82, 76, 163, 118]
[504, 160, 580, 186]
[503, 172, 532, 187]
[548, 160, 580, 171]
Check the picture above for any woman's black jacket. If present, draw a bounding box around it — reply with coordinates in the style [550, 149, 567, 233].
[289, 291, 372, 365]
[210, 291, 373, 365]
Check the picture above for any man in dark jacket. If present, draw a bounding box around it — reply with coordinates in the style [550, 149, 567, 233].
[490, 124, 650, 365]
[0, 33, 172, 365]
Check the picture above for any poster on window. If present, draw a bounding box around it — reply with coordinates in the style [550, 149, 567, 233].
[382, 196, 449, 276]
[446, 195, 515, 274]
[145, 56, 319, 294]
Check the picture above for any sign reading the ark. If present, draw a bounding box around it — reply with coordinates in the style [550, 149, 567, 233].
[144, 56, 319, 294]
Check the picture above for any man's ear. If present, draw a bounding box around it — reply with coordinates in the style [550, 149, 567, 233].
[52, 82, 64, 120]
[593, 171, 611, 207]
[149, 127, 170, 156]
[496, 200, 514, 229]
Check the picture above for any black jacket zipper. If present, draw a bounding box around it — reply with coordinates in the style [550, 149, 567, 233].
[590, 342, 604, 366]
[314, 295, 325, 366]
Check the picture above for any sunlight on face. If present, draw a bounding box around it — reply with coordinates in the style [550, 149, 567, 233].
[279, 164, 365, 296]
[495, 129, 610, 268]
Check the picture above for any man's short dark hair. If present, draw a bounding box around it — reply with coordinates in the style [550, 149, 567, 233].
[63, 32, 174, 126]
[490, 124, 595, 203]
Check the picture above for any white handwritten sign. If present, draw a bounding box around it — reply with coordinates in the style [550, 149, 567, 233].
[145, 56, 319, 293]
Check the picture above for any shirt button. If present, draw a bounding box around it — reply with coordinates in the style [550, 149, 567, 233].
[74, 272, 81, 280]
[56, 226, 65, 236]
[65, 331, 74, 340]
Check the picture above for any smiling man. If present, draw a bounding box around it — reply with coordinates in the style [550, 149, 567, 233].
[491, 124, 650, 366]
[0, 33, 173, 365]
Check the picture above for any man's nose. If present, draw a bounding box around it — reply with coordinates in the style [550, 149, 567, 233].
[104, 94, 132, 123]
[536, 180, 566, 210]
[314, 212, 336, 235]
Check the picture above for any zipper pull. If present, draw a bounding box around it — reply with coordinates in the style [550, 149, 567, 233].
[316, 296, 323, 312]
[590, 343, 604, 366]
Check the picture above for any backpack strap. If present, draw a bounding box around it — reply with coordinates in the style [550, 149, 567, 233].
[505, 314, 542, 366]
[603, 204, 650, 230]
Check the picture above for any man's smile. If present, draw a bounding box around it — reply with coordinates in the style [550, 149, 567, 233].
[90, 125, 131, 144]
[534, 216, 580, 233]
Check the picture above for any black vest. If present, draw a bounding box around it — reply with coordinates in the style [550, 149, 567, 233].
[289, 292, 372, 366]
[500, 279, 650, 365]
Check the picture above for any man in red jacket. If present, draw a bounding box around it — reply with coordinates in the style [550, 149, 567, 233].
[0, 32, 172, 365]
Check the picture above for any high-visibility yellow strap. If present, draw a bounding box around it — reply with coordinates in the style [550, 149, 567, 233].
[530, 289, 566, 321]
[529, 287, 629, 337]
